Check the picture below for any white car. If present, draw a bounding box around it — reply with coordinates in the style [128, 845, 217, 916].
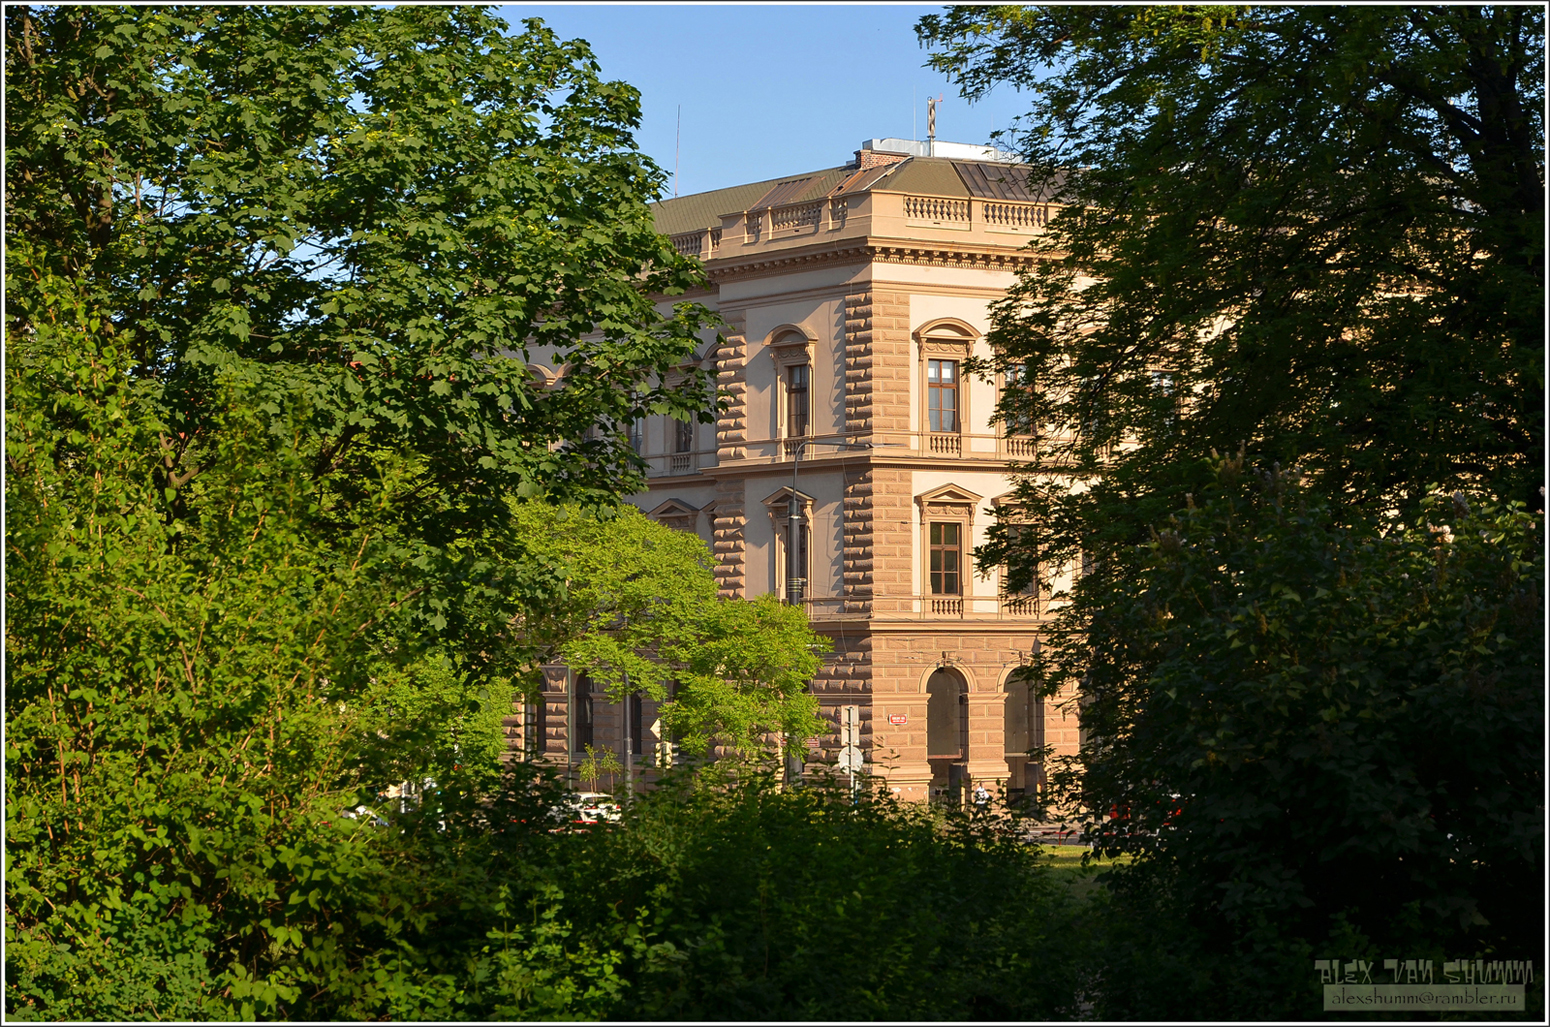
[550, 792, 622, 826]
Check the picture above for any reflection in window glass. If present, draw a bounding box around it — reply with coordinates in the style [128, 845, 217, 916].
[928, 359, 959, 432]
[786, 364, 810, 437]
[930, 522, 961, 595]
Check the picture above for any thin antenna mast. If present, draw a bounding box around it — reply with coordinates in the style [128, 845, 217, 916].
[674, 105, 681, 198]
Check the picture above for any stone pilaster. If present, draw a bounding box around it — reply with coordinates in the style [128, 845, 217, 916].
[868, 288, 913, 438]
[840, 466, 874, 615]
[711, 477, 746, 598]
[717, 309, 748, 461]
[843, 290, 874, 435]
[711, 309, 749, 598]
[541, 664, 570, 770]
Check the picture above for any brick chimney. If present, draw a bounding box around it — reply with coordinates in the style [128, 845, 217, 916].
[854, 148, 911, 172]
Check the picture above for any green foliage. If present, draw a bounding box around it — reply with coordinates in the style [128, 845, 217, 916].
[576, 744, 623, 793]
[5, 3, 718, 671]
[6, 900, 218, 1022]
[354, 772, 1086, 1021]
[512, 502, 829, 759]
[920, 5, 1544, 582]
[5, 5, 719, 1019]
[651, 595, 828, 758]
[7, 275, 374, 1019]
[919, 10, 1545, 1010]
[615, 773, 1084, 1019]
[1040, 461, 1542, 1008]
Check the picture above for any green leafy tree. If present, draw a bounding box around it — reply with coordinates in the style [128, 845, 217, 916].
[509, 502, 829, 764]
[920, 5, 1543, 584]
[6, 3, 717, 670]
[649, 595, 828, 761]
[575, 744, 623, 793]
[1038, 462, 1543, 1014]
[6, 5, 715, 1018]
[5, 274, 424, 1019]
[918, 10, 1545, 1008]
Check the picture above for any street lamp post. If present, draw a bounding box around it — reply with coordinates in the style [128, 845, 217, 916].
[782, 435, 892, 787]
[785, 436, 877, 607]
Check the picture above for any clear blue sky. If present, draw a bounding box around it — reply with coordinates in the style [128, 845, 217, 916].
[494, 4, 1034, 198]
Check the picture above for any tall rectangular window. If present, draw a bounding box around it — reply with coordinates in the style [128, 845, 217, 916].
[929, 522, 962, 595]
[674, 417, 694, 453]
[1003, 362, 1033, 435]
[777, 521, 810, 595]
[1001, 522, 1039, 608]
[786, 364, 810, 437]
[928, 359, 959, 432]
[528, 695, 548, 757]
[629, 693, 644, 755]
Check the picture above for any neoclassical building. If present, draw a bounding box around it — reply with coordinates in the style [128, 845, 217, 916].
[520, 138, 1081, 803]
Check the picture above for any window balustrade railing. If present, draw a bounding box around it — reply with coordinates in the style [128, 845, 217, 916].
[733, 432, 1057, 463]
[1001, 435, 1038, 458]
[642, 449, 714, 476]
[799, 594, 1042, 620]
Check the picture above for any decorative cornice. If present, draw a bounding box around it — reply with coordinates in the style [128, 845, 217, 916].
[705, 242, 1048, 283]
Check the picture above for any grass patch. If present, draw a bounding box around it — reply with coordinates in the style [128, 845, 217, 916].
[1038, 843, 1133, 900]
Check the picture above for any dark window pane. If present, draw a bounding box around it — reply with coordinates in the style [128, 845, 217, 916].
[629, 693, 643, 755]
[787, 364, 810, 437]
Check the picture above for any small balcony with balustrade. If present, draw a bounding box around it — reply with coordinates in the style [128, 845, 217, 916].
[800, 592, 1044, 623]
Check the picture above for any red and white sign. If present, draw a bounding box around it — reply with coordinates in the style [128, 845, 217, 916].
[888, 713, 908, 726]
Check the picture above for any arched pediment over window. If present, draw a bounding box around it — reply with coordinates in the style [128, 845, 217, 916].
[765, 323, 816, 370]
[648, 498, 700, 534]
[912, 317, 980, 345]
[766, 323, 818, 348]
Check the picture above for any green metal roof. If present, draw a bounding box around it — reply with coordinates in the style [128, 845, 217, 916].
[651, 167, 848, 236]
[877, 157, 970, 197]
[651, 155, 1058, 237]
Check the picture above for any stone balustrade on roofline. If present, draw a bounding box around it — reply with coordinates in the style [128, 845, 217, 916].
[666, 191, 1063, 263]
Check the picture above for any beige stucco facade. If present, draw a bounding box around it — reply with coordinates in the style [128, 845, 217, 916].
[518, 142, 1082, 803]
